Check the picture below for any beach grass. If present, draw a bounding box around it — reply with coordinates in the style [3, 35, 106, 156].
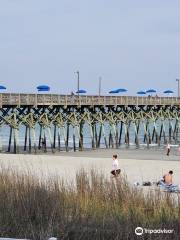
[0, 166, 180, 240]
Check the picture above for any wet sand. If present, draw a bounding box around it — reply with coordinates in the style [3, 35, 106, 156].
[0, 148, 180, 186]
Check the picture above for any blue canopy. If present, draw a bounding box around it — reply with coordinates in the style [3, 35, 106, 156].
[109, 88, 127, 94]
[38, 88, 50, 92]
[116, 88, 127, 93]
[146, 89, 156, 93]
[76, 89, 87, 94]
[109, 89, 119, 94]
[137, 91, 146, 95]
[37, 85, 50, 91]
[0, 85, 6, 90]
[163, 90, 174, 94]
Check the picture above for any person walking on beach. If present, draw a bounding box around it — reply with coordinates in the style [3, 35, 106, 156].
[111, 154, 121, 177]
[166, 142, 171, 156]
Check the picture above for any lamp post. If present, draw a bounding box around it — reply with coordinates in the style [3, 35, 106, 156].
[98, 77, 101, 96]
[76, 71, 80, 95]
[176, 79, 180, 98]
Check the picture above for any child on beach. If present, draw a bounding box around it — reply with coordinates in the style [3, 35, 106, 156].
[111, 154, 121, 177]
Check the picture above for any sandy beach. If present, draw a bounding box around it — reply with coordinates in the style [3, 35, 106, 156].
[0, 148, 180, 186]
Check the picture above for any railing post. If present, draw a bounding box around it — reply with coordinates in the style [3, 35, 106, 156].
[65, 95, 67, 107]
[58, 95, 60, 105]
[0, 93, 2, 108]
[18, 93, 20, 107]
[43, 94, 45, 105]
[104, 96, 106, 106]
[35, 94, 37, 107]
[51, 94, 53, 105]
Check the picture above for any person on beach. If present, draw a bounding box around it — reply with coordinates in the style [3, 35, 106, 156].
[166, 142, 171, 156]
[163, 170, 173, 185]
[111, 154, 121, 177]
[177, 145, 180, 155]
[157, 170, 173, 186]
[157, 170, 180, 192]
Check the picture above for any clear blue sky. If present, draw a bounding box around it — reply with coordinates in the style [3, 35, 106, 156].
[0, 0, 180, 95]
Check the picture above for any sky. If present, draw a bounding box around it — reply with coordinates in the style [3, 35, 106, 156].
[0, 0, 180, 95]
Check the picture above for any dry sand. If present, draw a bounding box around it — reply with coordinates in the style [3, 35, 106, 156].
[0, 148, 180, 186]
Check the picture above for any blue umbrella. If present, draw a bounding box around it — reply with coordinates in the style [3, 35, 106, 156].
[117, 88, 127, 93]
[163, 90, 174, 94]
[146, 89, 156, 93]
[109, 88, 127, 94]
[109, 89, 119, 94]
[37, 85, 50, 89]
[76, 89, 87, 94]
[37, 85, 50, 91]
[38, 88, 50, 92]
[137, 91, 146, 95]
[0, 85, 6, 90]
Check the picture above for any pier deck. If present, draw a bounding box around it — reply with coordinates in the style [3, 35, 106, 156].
[0, 93, 179, 107]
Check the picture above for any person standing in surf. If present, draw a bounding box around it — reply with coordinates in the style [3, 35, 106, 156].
[166, 142, 171, 156]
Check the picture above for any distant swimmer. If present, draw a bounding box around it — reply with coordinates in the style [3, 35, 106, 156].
[166, 142, 171, 156]
[111, 154, 121, 177]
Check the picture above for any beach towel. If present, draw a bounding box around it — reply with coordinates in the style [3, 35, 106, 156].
[158, 180, 180, 193]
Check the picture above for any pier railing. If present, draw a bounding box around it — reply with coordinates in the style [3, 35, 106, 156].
[0, 93, 179, 107]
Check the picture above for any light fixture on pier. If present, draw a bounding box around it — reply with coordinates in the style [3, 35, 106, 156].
[75, 71, 80, 95]
[176, 79, 180, 98]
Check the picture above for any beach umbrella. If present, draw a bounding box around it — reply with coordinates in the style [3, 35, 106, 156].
[117, 88, 127, 93]
[163, 90, 174, 94]
[0, 85, 6, 90]
[76, 89, 87, 94]
[37, 85, 50, 91]
[109, 88, 127, 94]
[109, 89, 119, 94]
[137, 91, 146, 95]
[146, 89, 156, 93]
[38, 88, 50, 92]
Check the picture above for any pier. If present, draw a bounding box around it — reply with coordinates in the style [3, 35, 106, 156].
[0, 93, 180, 153]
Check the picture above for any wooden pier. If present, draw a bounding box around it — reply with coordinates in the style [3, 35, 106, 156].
[0, 93, 179, 153]
[0, 93, 179, 107]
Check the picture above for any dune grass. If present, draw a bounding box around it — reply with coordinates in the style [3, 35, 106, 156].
[0, 166, 180, 240]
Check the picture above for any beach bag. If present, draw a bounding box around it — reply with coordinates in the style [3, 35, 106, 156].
[142, 181, 151, 186]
